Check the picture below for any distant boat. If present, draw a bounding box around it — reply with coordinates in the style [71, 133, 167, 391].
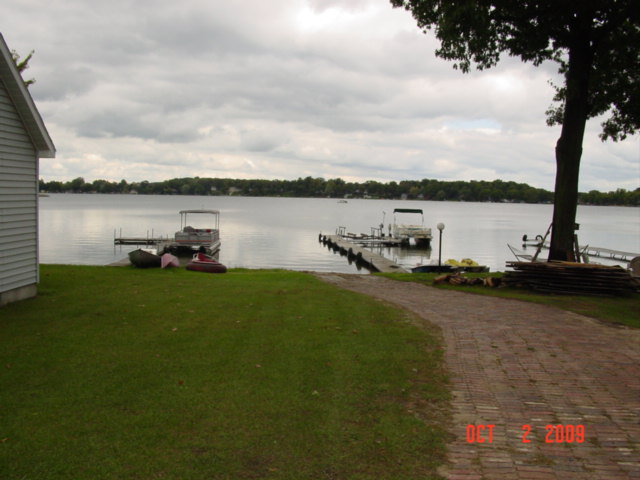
[128, 249, 161, 268]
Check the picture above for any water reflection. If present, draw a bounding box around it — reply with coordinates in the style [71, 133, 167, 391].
[39, 194, 639, 273]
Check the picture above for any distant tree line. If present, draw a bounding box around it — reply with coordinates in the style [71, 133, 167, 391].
[38, 176, 639, 206]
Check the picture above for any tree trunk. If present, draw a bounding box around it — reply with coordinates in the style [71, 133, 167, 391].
[548, 21, 593, 262]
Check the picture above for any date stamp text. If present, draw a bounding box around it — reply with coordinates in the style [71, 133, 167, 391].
[466, 424, 585, 444]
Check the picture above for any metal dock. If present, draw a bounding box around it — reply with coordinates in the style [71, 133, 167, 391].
[319, 234, 408, 273]
[114, 228, 170, 246]
[114, 237, 169, 246]
[581, 246, 639, 263]
[526, 241, 639, 263]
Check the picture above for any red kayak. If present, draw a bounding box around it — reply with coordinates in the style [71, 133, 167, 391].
[186, 258, 227, 274]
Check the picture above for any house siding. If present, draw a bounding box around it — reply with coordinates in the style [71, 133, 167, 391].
[0, 76, 39, 299]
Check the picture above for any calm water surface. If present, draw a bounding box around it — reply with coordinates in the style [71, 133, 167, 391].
[39, 194, 640, 273]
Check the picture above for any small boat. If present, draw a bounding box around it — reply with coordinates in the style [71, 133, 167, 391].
[445, 258, 490, 273]
[187, 251, 227, 273]
[161, 253, 180, 268]
[186, 258, 227, 274]
[411, 264, 454, 273]
[391, 208, 432, 247]
[129, 249, 161, 268]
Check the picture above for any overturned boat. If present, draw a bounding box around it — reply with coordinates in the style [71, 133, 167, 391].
[128, 249, 162, 268]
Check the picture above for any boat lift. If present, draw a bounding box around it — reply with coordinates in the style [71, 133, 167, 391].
[513, 223, 639, 265]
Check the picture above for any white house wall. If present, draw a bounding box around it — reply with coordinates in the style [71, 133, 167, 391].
[0, 76, 39, 297]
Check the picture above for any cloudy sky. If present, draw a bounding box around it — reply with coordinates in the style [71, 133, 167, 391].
[3, 0, 638, 191]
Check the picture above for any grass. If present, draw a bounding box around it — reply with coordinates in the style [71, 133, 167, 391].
[0, 265, 449, 480]
[378, 272, 640, 329]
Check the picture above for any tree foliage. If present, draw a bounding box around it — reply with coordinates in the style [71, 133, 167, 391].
[391, 1, 639, 140]
[38, 175, 639, 206]
[10, 49, 36, 88]
[390, 0, 639, 260]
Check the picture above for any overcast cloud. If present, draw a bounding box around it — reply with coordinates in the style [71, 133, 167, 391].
[3, 0, 638, 191]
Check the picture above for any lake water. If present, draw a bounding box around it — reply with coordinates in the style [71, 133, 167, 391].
[38, 194, 640, 273]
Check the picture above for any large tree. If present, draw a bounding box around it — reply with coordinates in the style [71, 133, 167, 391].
[390, 0, 639, 261]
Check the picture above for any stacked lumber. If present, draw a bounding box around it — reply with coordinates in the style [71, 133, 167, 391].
[433, 273, 502, 287]
[503, 261, 638, 296]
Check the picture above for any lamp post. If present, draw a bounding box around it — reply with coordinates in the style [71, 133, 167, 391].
[437, 223, 445, 269]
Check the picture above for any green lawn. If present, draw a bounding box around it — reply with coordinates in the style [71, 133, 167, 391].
[379, 272, 640, 329]
[0, 266, 449, 480]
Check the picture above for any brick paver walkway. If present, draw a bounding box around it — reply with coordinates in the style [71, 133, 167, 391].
[316, 274, 640, 480]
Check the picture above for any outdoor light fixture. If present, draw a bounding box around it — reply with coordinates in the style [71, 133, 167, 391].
[437, 223, 445, 268]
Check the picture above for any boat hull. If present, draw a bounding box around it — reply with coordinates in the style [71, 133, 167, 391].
[161, 253, 180, 268]
[129, 249, 162, 268]
[186, 260, 227, 274]
[411, 264, 454, 273]
[167, 240, 221, 255]
[392, 226, 432, 246]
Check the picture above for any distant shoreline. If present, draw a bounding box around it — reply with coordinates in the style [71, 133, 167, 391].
[38, 176, 639, 206]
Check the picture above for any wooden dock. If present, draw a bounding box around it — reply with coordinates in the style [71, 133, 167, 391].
[114, 237, 169, 246]
[319, 234, 408, 273]
[114, 227, 171, 247]
[340, 236, 403, 248]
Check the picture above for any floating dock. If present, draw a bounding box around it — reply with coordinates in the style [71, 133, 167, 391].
[319, 234, 408, 273]
[339, 235, 403, 248]
[114, 228, 170, 247]
[581, 246, 639, 263]
[114, 231, 220, 256]
[524, 241, 639, 263]
[114, 237, 169, 246]
[113, 236, 177, 255]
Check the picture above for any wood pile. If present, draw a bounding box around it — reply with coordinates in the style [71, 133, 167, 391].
[433, 273, 502, 287]
[503, 261, 638, 296]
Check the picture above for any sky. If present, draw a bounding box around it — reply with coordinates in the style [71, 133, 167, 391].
[2, 0, 638, 192]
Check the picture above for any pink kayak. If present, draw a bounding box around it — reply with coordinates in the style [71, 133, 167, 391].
[161, 253, 180, 268]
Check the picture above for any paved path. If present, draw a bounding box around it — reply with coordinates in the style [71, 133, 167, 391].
[315, 274, 640, 480]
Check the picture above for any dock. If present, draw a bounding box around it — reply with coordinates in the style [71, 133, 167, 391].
[113, 235, 175, 255]
[114, 229, 220, 256]
[319, 234, 408, 273]
[114, 237, 169, 246]
[525, 241, 639, 263]
[114, 227, 171, 247]
[339, 235, 403, 248]
[581, 246, 639, 263]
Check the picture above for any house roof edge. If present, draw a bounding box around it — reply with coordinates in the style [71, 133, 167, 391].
[0, 33, 55, 158]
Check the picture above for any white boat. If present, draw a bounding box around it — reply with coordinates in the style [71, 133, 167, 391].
[391, 208, 432, 247]
[172, 210, 221, 253]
